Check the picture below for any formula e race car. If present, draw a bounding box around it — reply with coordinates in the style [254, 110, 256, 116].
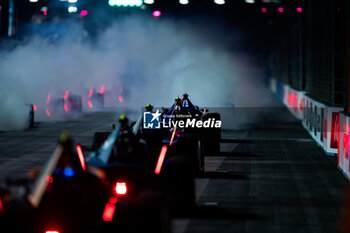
[0, 132, 170, 233]
[141, 93, 222, 175]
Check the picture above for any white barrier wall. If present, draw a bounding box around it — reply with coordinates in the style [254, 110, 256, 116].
[270, 79, 343, 156]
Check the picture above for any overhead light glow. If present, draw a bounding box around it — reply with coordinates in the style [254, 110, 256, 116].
[29, 0, 38, 2]
[68, 6, 78, 13]
[144, 0, 154, 4]
[245, 0, 255, 3]
[214, 0, 225, 5]
[179, 0, 189, 4]
[68, 0, 77, 3]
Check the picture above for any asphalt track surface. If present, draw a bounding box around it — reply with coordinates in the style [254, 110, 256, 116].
[0, 103, 347, 233]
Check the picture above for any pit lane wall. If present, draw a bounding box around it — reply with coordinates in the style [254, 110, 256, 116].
[270, 79, 343, 158]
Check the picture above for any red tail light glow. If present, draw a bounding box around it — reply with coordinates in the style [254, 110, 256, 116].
[202, 107, 207, 117]
[64, 91, 69, 101]
[45, 231, 59, 233]
[100, 85, 105, 95]
[169, 126, 177, 146]
[46, 176, 53, 183]
[118, 96, 124, 103]
[64, 104, 68, 112]
[88, 89, 93, 98]
[0, 198, 3, 212]
[155, 145, 168, 174]
[103, 197, 118, 222]
[88, 101, 93, 109]
[46, 109, 51, 117]
[33, 105, 37, 111]
[115, 182, 127, 195]
[46, 94, 51, 104]
[76, 145, 86, 170]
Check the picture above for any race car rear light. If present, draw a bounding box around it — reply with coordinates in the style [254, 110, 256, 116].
[88, 101, 93, 109]
[45, 231, 59, 233]
[76, 145, 86, 171]
[100, 85, 105, 95]
[0, 198, 3, 212]
[64, 104, 68, 112]
[46, 109, 50, 117]
[103, 197, 118, 222]
[155, 145, 168, 175]
[115, 182, 127, 195]
[202, 107, 207, 117]
[46, 176, 53, 183]
[88, 89, 93, 98]
[46, 94, 51, 104]
[64, 90, 69, 101]
[169, 126, 177, 146]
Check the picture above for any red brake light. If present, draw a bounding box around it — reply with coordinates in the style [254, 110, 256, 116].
[100, 85, 105, 95]
[102, 197, 118, 222]
[64, 90, 69, 101]
[115, 182, 127, 195]
[88, 100, 93, 109]
[76, 145, 86, 171]
[0, 198, 3, 212]
[155, 145, 168, 175]
[45, 231, 59, 233]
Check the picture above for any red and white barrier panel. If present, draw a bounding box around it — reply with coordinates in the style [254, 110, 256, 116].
[339, 113, 350, 177]
[282, 85, 305, 120]
[302, 95, 342, 155]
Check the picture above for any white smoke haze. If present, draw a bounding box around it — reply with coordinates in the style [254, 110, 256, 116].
[0, 15, 273, 131]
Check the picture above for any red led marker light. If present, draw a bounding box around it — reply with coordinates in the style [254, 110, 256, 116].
[46, 94, 51, 104]
[102, 197, 118, 222]
[46, 109, 50, 117]
[46, 176, 53, 183]
[88, 89, 93, 98]
[33, 105, 37, 111]
[45, 231, 59, 233]
[76, 145, 86, 171]
[64, 104, 68, 112]
[64, 91, 69, 101]
[115, 182, 127, 195]
[0, 198, 3, 212]
[155, 145, 168, 175]
[169, 126, 177, 146]
[88, 101, 93, 109]
[118, 96, 124, 103]
[100, 85, 105, 95]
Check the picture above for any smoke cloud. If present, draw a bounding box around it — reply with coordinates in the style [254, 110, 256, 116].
[0, 14, 272, 131]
